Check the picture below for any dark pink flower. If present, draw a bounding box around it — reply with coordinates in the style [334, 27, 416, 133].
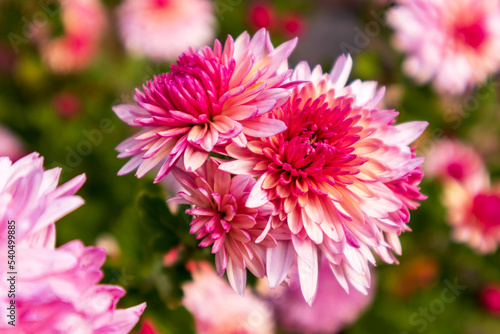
[114, 29, 296, 182]
[169, 159, 279, 294]
[220, 55, 427, 303]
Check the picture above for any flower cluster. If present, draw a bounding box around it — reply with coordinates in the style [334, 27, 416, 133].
[426, 139, 500, 253]
[0, 153, 145, 333]
[114, 29, 427, 304]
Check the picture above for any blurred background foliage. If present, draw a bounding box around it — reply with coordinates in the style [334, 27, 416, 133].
[1, 0, 500, 333]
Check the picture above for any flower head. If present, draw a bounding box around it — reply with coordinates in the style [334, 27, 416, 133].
[114, 29, 296, 182]
[169, 159, 278, 295]
[0, 153, 145, 333]
[220, 55, 427, 303]
[387, 0, 500, 94]
[425, 139, 488, 191]
[0, 240, 145, 333]
[0, 152, 85, 250]
[117, 0, 216, 61]
[182, 261, 274, 334]
[443, 180, 500, 253]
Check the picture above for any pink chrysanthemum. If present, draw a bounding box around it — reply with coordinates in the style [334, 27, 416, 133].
[0, 152, 85, 249]
[220, 55, 428, 303]
[443, 180, 500, 253]
[425, 139, 488, 191]
[387, 0, 500, 94]
[0, 125, 25, 161]
[264, 259, 375, 334]
[169, 159, 280, 295]
[116, 0, 216, 61]
[0, 152, 145, 333]
[182, 261, 275, 334]
[35, 0, 107, 74]
[0, 240, 145, 333]
[114, 29, 296, 182]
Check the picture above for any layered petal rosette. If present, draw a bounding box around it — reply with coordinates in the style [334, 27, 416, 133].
[0, 153, 145, 333]
[0, 152, 85, 250]
[220, 55, 428, 303]
[387, 0, 500, 94]
[169, 159, 279, 295]
[0, 241, 146, 333]
[114, 29, 297, 182]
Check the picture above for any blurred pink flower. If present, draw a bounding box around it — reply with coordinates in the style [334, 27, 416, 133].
[0, 240, 145, 333]
[482, 284, 500, 314]
[169, 159, 279, 295]
[0, 153, 145, 333]
[36, 0, 107, 74]
[249, 2, 276, 30]
[425, 139, 488, 190]
[443, 181, 500, 253]
[387, 0, 500, 94]
[0, 152, 85, 250]
[116, 0, 216, 61]
[220, 55, 427, 303]
[114, 29, 296, 182]
[182, 261, 274, 334]
[265, 259, 375, 333]
[0, 125, 25, 161]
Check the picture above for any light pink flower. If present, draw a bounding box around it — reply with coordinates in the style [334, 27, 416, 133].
[36, 0, 107, 73]
[169, 159, 279, 295]
[443, 180, 500, 253]
[0, 152, 85, 250]
[265, 259, 375, 333]
[114, 29, 296, 182]
[0, 125, 25, 161]
[424, 139, 488, 191]
[0, 240, 146, 333]
[387, 0, 500, 94]
[116, 0, 216, 61]
[220, 55, 427, 303]
[182, 261, 275, 334]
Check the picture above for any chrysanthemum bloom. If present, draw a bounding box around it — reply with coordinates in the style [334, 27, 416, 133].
[114, 29, 296, 182]
[0, 240, 146, 333]
[182, 261, 275, 334]
[0, 125, 25, 161]
[443, 179, 500, 253]
[0, 153, 145, 332]
[116, 0, 216, 61]
[425, 139, 488, 190]
[169, 159, 279, 294]
[264, 259, 375, 334]
[0, 152, 85, 250]
[35, 0, 106, 73]
[220, 55, 428, 303]
[387, 0, 500, 94]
